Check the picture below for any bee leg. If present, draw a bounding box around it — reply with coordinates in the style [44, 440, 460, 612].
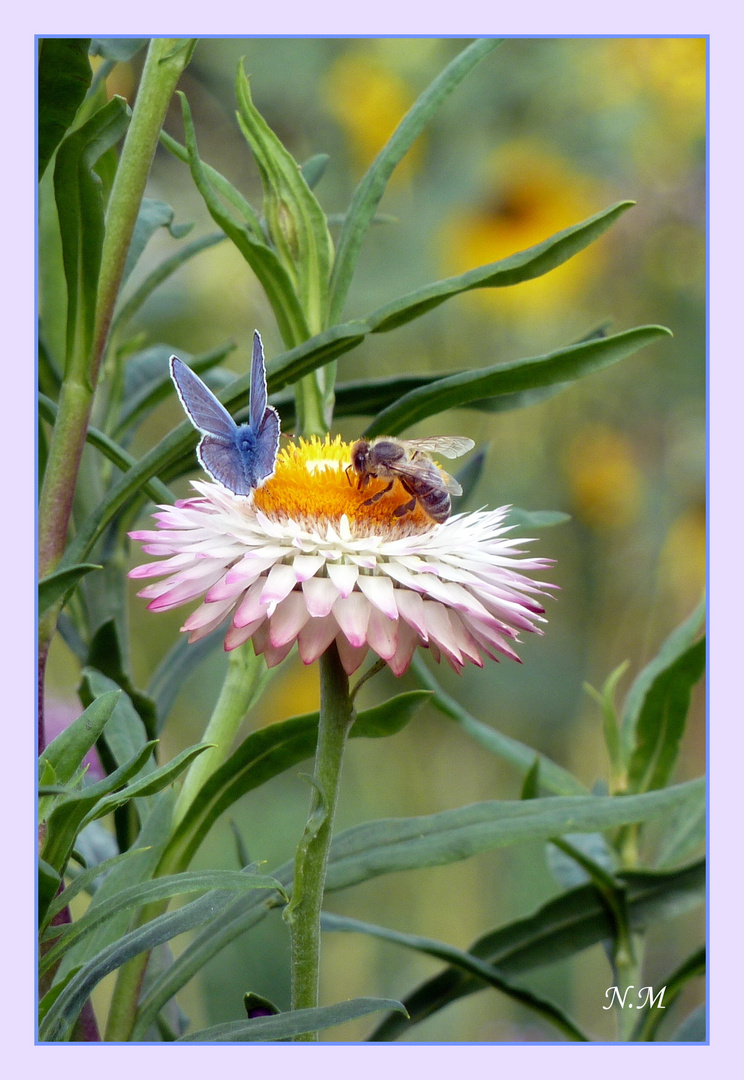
[392, 497, 417, 518]
[362, 480, 394, 505]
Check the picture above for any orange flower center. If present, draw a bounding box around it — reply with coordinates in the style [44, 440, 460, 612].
[252, 435, 436, 536]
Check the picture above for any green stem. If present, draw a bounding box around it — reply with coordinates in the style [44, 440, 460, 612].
[91, 38, 195, 388]
[173, 645, 270, 827]
[104, 644, 268, 1041]
[38, 37, 195, 641]
[284, 643, 355, 1040]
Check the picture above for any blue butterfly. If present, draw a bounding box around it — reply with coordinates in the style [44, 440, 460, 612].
[170, 331, 280, 495]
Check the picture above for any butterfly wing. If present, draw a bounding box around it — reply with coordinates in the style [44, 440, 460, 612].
[252, 405, 281, 485]
[402, 436, 475, 459]
[170, 356, 237, 440]
[249, 331, 269, 432]
[197, 435, 253, 496]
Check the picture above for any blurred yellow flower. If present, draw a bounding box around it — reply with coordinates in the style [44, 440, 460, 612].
[323, 50, 422, 180]
[581, 38, 706, 177]
[438, 142, 604, 317]
[562, 423, 642, 531]
[658, 505, 706, 612]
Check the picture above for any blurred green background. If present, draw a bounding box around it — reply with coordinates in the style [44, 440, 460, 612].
[47, 37, 706, 1041]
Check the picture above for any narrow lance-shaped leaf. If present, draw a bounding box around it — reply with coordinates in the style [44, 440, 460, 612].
[38, 38, 92, 181]
[38, 393, 174, 507]
[38, 869, 289, 1041]
[365, 201, 634, 334]
[365, 325, 672, 436]
[369, 859, 704, 1041]
[178, 998, 408, 1043]
[115, 342, 236, 440]
[178, 91, 310, 348]
[323, 779, 704, 892]
[83, 628, 157, 740]
[38, 562, 102, 621]
[621, 596, 705, 756]
[235, 64, 333, 332]
[39, 688, 120, 786]
[53, 96, 130, 378]
[321, 913, 588, 1042]
[329, 37, 502, 323]
[41, 741, 158, 874]
[631, 945, 705, 1041]
[626, 636, 705, 794]
[111, 231, 226, 335]
[161, 690, 430, 873]
[40, 868, 287, 975]
[120, 198, 193, 289]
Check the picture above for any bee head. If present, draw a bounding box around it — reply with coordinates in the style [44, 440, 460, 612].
[350, 439, 370, 475]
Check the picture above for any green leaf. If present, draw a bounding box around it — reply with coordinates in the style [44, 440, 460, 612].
[323, 779, 704, 892]
[177, 91, 310, 347]
[38, 859, 63, 927]
[546, 832, 616, 890]
[622, 597, 706, 756]
[130, 864, 292, 1039]
[632, 945, 705, 1041]
[351, 690, 431, 738]
[626, 637, 705, 793]
[41, 740, 158, 874]
[79, 668, 156, 806]
[369, 858, 704, 1040]
[111, 232, 226, 334]
[58, 791, 176, 972]
[40, 868, 286, 976]
[44, 848, 152, 925]
[300, 153, 330, 190]
[85, 627, 157, 738]
[121, 198, 193, 288]
[329, 38, 502, 323]
[39, 689, 120, 786]
[411, 655, 586, 796]
[655, 783, 706, 868]
[83, 744, 211, 829]
[178, 997, 408, 1042]
[39, 866, 287, 1041]
[365, 202, 635, 335]
[585, 660, 629, 782]
[235, 64, 333, 331]
[115, 341, 236, 439]
[163, 690, 429, 873]
[38, 393, 175, 507]
[364, 325, 672, 436]
[38, 39, 92, 182]
[321, 913, 588, 1041]
[160, 129, 264, 235]
[38, 562, 102, 620]
[53, 95, 130, 376]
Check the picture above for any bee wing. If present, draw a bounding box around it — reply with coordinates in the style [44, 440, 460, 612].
[402, 436, 475, 459]
[388, 457, 463, 496]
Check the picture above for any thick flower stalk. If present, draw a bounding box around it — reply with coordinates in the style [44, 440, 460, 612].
[129, 436, 554, 671]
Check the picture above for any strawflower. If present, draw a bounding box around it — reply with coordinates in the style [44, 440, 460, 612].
[129, 435, 554, 675]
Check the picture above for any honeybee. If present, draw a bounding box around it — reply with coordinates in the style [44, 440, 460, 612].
[348, 436, 475, 523]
